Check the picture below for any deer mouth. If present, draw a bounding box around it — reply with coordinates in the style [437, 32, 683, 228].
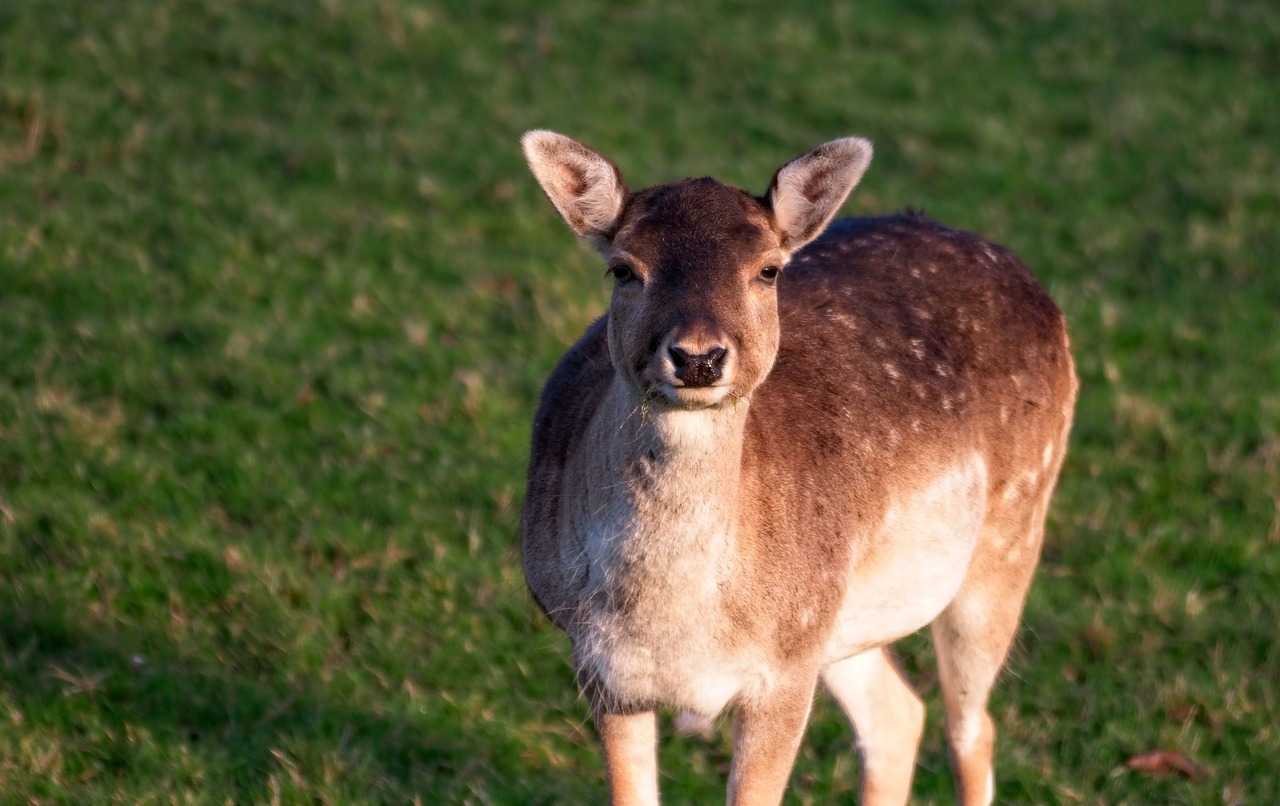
[650, 381, 735, 410]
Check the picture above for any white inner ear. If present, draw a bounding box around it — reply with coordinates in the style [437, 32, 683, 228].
[522, 130, 625, 246]
[564, 154, 625, 234]
[770, 170, 818, 247]
[770, 137, 873, 254]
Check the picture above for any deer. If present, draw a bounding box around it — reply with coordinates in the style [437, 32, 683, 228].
[518, 130, 1077, 806]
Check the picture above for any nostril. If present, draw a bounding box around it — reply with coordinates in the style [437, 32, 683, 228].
[668, 345, 690, 369]
[706, 346, 727, 369]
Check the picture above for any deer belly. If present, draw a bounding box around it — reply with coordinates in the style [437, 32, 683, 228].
[824, 455, 989, 662]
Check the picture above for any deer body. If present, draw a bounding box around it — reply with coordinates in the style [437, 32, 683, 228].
[520, 133, 1076, 806]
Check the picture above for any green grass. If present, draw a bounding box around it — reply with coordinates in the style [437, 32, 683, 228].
[2, 0, 1277, 802]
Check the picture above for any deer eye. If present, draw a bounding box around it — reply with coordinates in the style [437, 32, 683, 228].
[759, 265, 780, 283]
[608, 263, 636, 283]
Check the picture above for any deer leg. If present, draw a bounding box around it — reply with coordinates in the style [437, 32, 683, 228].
[930, 523, 1043, 806]
[821, 647, 925, 806]
[596, 710, 660, 806]
[726, 675, 816, 806]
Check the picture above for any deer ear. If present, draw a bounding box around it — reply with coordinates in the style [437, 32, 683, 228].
[522, 130, 628, 252]
[767, 137, 873, 255]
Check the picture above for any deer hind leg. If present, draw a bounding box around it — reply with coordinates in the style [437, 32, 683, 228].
[930, 517, 1044, 806]
[821, 648, 925, 806]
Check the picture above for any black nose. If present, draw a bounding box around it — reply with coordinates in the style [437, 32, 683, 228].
[669, 345, 727, 387]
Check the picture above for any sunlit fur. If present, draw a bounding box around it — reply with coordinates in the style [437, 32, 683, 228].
[520, 132, 1077, 806]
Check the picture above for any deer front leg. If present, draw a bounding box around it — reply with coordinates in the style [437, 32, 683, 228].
[727, 675, 817, 806]
[597, 710, 660, 806]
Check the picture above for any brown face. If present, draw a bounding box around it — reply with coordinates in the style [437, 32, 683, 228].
[523, 131, 872, 409]
[603, 179, 786, 409]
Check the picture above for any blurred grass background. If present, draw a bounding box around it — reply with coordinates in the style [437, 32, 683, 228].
[1, 0, 1277, 802]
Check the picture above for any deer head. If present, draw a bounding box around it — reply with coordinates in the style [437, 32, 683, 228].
[522, 131, 873, 410]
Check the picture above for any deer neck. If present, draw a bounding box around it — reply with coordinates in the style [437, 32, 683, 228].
[579, 376, 750, 591]
[567, 378, 759, 714]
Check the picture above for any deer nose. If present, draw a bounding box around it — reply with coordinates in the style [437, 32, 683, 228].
[668, 345, 728, 388]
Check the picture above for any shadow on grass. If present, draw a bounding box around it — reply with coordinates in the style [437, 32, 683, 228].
[0, 597, 567, 803]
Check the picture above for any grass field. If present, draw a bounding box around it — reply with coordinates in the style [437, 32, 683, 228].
[2, 0, 1278, 803]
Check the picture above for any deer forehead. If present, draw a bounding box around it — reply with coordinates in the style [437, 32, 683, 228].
[612, 178, 782, 271]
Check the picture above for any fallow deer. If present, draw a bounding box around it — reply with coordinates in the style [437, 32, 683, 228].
[519, 130, 1076, 805]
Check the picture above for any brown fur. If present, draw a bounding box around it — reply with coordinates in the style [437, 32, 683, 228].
[519, 131, 1076, 805]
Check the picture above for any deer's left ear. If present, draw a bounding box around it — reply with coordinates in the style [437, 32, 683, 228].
[522, 130, 628, 254]
[766, 137, 873, 255]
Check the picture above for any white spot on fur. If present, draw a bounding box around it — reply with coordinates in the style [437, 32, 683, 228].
[1042, 441, 1055, 469]
[883, 362, 901, 380]
[831, 311, 858, 330]
[1022, 469, 1040, 488]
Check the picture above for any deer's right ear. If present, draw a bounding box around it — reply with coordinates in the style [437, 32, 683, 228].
[522, 130, 627, 252]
